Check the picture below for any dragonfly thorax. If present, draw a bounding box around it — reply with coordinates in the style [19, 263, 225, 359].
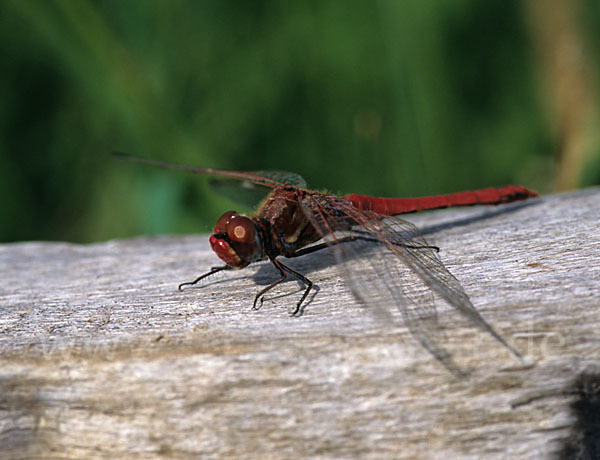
[210, 211, 264, 268]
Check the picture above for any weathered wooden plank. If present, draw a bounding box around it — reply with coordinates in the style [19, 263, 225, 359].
[1, 187, 599, 459]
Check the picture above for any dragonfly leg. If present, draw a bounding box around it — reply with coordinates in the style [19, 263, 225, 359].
[253, 259, 313, 316]
[279, 261, 313, 316]
[253, 259, 287, 310]
[178, 265, 233, 291]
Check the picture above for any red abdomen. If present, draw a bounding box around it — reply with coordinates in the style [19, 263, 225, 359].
[345, 185, 538, 216]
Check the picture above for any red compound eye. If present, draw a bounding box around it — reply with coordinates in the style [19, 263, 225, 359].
[209, 234, 242, 267]
[226, 215, 256, 244]
[213, 211, 238, 234]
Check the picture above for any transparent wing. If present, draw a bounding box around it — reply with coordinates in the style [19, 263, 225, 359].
[299, 192, 519, 376]
[209, 178, 275, 209]
[114, 152, 307, 189]
[251, 170, 307, 189]
[209, 171, 308, 209]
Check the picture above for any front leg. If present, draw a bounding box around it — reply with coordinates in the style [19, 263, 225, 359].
[253, 259, 288, 310]
[178, 265, 233, 290]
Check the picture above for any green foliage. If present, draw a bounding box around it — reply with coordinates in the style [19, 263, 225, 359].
[1, 0, 598, 242]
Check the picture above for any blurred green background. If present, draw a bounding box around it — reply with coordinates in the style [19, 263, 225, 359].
[1, 0, 599, 243]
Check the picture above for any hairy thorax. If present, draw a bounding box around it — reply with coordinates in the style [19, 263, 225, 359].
[256, 189, 321, 257]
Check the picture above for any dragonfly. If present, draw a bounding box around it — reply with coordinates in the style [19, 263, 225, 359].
[115, 152, 537, 375]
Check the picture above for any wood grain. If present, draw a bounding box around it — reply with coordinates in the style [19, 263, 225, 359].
[1, 187, 599, 459]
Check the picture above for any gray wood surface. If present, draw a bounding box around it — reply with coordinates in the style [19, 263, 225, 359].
[1, 187, 599, 459]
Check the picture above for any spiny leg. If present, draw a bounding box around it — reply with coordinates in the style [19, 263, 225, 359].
[253, 259, 288, 310]
[253, 259, 314, 316]
[178, 265, 233, 291]
[278, 261, 313, 316]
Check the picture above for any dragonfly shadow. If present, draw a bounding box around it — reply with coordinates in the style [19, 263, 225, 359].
[416, 200, 540, 237]
[184, 199, 540, 314]
[249, 199, 541, 315]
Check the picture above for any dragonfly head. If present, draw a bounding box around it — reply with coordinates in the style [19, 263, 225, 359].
[210, 211, 263, 268]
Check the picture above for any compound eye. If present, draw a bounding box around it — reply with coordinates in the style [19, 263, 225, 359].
[213, 211, 238, 234]
[226, 215, 256, 244]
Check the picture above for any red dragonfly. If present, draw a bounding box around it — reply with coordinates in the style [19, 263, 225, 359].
[115, 152, 537, 375]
